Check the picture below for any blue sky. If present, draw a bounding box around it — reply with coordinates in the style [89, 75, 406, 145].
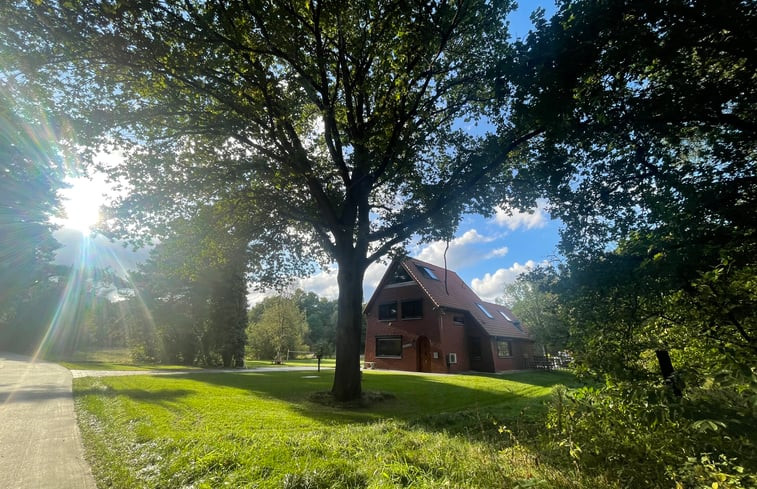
[56, 1, 560, 305]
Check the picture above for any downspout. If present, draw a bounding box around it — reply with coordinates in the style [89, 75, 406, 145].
[438, 308, 446, 372]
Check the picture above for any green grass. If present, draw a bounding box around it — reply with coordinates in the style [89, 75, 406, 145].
[245, 357, 337, 368]
[52, 348, 197, 371]
[59, 361, 203, 371]
[74, 370, 604, 488]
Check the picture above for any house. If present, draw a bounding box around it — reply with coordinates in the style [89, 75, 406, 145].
[363, 257, 534, 373]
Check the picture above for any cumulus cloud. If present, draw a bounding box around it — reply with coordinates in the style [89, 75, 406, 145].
[470, 260, 545, 302]
[415, 229, 496, 269]
[495, 199, 549, 230]
[296, 268, 340, 300]
[486, 246, 509, 258]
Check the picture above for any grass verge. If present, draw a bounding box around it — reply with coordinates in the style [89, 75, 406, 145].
[74, 370, 609, 488]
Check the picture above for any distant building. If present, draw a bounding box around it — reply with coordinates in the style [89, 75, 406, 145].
[364, 257, 534, 373]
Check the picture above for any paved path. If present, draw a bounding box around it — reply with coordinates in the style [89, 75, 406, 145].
[0, 353, 97, 489]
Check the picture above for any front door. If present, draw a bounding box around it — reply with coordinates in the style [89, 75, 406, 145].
[417, 336, 431, 372]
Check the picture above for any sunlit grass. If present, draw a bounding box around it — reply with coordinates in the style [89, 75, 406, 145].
[74, 370, 600, 488]
[245, 357, 337, 368]
[56, 349, 336, 371]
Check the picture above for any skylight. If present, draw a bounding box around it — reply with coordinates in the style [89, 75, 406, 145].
[416, 265, 440, 280]
[475, 303, 494, 319]
[498, 310, 514, 321]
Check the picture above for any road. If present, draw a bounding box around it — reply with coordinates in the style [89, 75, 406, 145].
[0, 353, 97, 489]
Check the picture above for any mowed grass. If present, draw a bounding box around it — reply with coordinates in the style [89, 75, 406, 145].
[56, 347, 336, 371]
[74, 370, 587, 488]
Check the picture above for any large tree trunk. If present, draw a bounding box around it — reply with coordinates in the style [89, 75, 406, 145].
[331, 250, 367, 401]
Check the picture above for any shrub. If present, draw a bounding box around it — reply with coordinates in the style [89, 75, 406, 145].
[543, 375, 757, 488]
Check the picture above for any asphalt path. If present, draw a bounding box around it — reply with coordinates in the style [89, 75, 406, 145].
[0, 353, 97, 489]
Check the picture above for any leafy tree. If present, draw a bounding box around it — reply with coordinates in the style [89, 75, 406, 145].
[500, 274, 568, 355]
[1, 0, 545, 399]
[294, 289, 338, 356]
[247, 295, 309, 363]
[128, 206, 251, 366]
[505, 0, 756, 383]
[0, 93, 67, 353]
[208, 264, 249, 367]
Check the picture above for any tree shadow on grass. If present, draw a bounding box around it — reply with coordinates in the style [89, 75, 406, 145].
[75, 387, 195, 408]
[165, 369, 574, 437]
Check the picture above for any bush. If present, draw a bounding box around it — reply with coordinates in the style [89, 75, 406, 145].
[543, 375, 757, 488]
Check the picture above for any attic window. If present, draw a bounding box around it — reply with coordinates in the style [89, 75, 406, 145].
[475, 303, 494, 319]
[498, 310, 513, 321]
[391, 267, 412, 283]
[416, 265, 439, 280]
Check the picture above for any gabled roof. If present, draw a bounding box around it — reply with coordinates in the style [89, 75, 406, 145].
[366, 256, 530, 340]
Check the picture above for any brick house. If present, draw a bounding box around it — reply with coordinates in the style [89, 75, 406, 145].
[363, 257, 534, 373]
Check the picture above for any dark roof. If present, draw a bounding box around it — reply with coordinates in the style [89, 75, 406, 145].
[367, 257, 530, 340]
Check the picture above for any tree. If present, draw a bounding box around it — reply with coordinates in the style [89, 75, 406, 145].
[506, 0, 756, 384]
[0, 92, 67, 353]
[130, 207, 251, 366]
[1, 0, 544, 400]
[500, 273, 568, 355]
[294, 289, 338, 356]
[247, 295, 309, 363]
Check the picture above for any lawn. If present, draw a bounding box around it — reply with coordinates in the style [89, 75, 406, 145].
[55, 347, 336, 371]
[73, 370, 603, 488]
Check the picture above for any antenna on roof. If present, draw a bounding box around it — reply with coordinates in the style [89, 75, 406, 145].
[443, 236, 450, 295]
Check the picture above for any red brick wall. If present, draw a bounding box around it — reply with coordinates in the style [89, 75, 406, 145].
[489, 338, 535, 371]
[364, 282, 443, 372]
[437, 313, 469, 372]
[365, 283, 535, 373]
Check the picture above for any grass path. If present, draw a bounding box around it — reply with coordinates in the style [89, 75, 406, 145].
[73, 370, 595, 488]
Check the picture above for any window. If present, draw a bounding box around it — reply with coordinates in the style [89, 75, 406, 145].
[391, 267, 412, 283]
[416, 265, 439, 280]
[498, 310, 513, 321]
[497, 338, 512, 358]
[378, 302, 397, 320]
[475, 303, 494, 319]
[401, 299, 423, 319]
[376, 336, 402, 358]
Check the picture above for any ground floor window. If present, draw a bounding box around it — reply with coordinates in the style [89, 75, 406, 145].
[376, 336, 402, 358]
[496, 338, 512, 358]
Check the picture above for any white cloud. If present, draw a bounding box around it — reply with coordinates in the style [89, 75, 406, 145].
[296, 268, 340, 300]
[471, 260, 545, 302]
[486, 246, 509, 258]
[415, 229, 496, 269]
[495, 199, 549, 230]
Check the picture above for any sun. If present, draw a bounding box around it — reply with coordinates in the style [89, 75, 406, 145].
[58, 177, 106, 235]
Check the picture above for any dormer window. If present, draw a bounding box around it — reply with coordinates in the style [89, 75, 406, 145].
[416, 265, 439, 280]
[475, 303, 494, 319]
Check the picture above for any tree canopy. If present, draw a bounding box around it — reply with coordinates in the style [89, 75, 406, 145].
[0, 93, 68, 352]
[506, 0, 756, 382]
[1, 0, 543, 400]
